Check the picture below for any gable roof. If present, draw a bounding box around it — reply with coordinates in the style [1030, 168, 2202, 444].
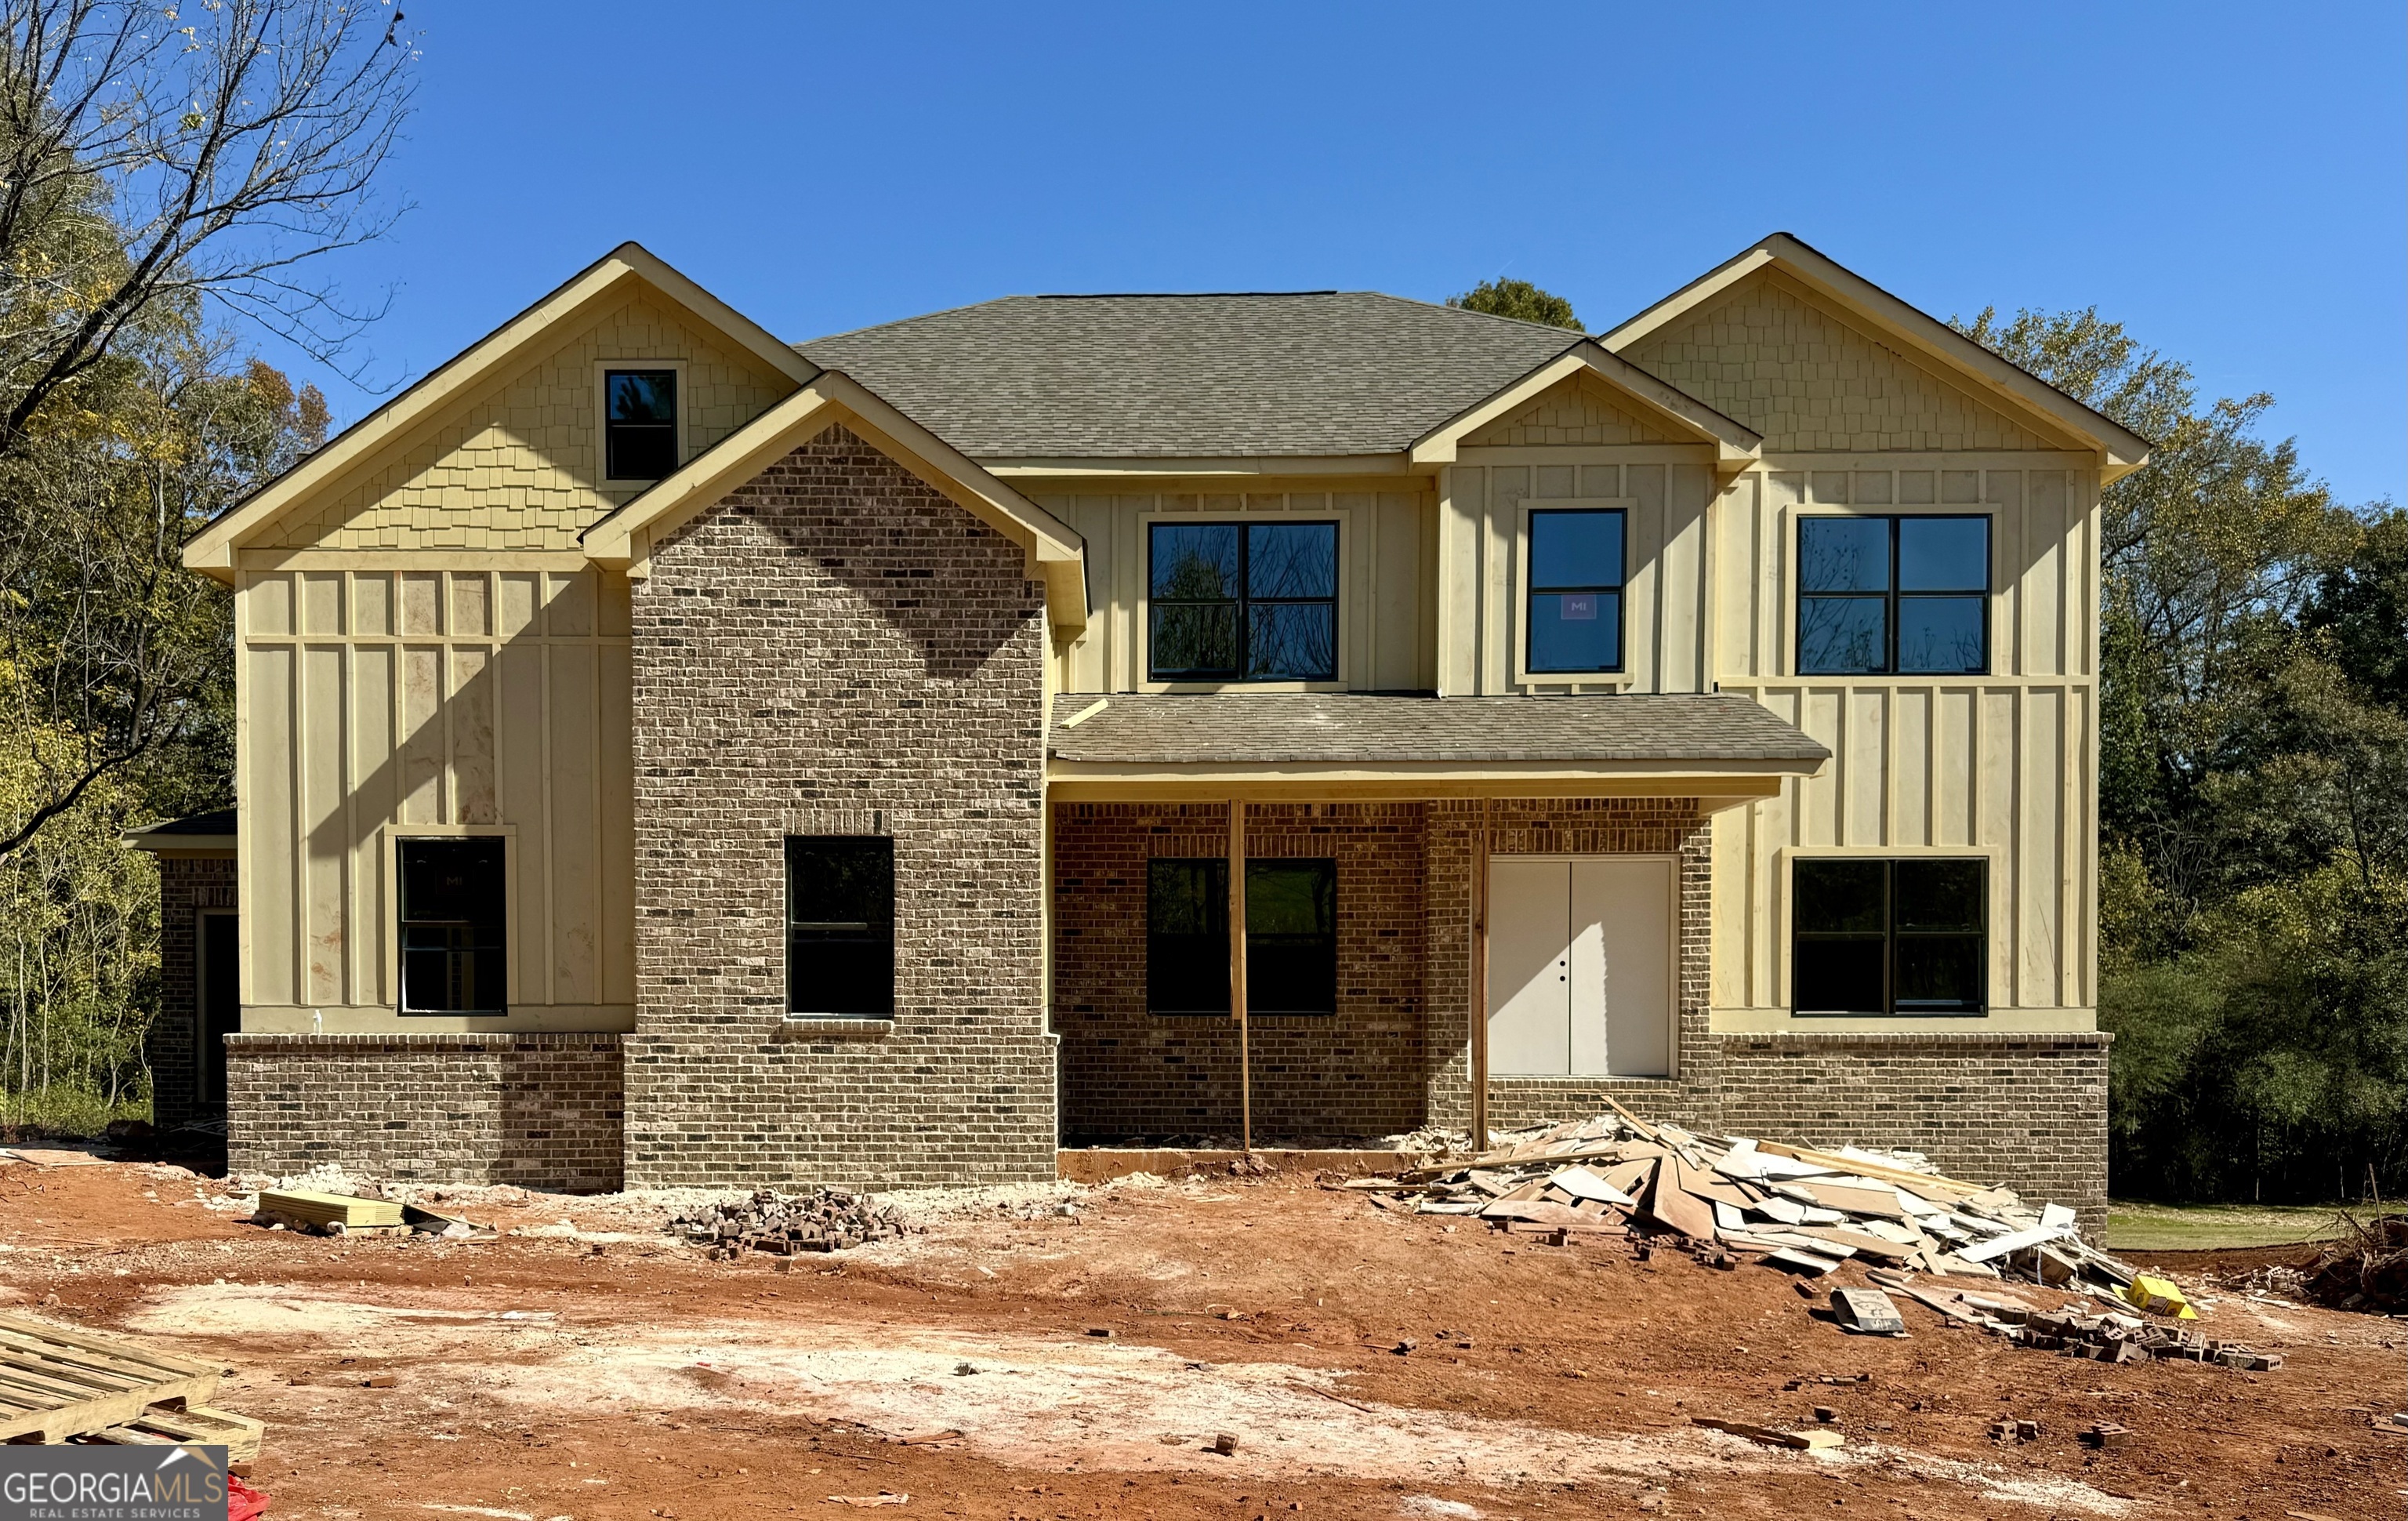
[1603, 233, 2152, 480]
[183, 242, 814, 581]
[1408, 342, 1760, 468]
[799, 292, 1603, 461]
[579, 368, 1089, 630]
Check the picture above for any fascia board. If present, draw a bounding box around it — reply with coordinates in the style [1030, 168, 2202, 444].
[607, 242, 818, 388]
[1407, 344, 1762, 466]
[1605, 234, 2153, 470]
[1044, 756, 1826, 782]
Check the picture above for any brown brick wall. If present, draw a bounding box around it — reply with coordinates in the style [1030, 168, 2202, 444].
[150, 855, 237, 1131]
[1054, 801, 1431, 1141]
[1710, 1032, 2111, 1227]
[223, 1033, 624, 1189]
[623, 423, 1057, 1189]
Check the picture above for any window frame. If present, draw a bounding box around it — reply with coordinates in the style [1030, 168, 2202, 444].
[785, 835, 897, 1020]
[1517, 501, 1632, 682]
[394, 834, 511, 1016]
[1144, 856, 1340, 1017]
[1140, 511, 1345, 688]
[595, 359, 687, 484]
[1785, 850, 1992, 1018]
[1793, 512, 1993, 677]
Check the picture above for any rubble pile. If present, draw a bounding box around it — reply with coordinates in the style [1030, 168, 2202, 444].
[2294, 1213, 2408, 1313]
[1357, 1105, 2281, 1370]
[672, 1189, 916, 1258]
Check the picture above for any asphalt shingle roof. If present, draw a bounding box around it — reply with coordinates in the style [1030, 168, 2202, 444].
[1046, 694, 1829, 767]
[799, 293, 1585, 459]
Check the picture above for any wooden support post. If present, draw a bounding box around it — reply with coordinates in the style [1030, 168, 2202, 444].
[1469, 797, 1491, 1149]
[1229, 797, 1249, 1154]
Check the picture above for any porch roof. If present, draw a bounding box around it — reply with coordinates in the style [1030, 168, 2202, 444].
[1046, 693, 1826, 802]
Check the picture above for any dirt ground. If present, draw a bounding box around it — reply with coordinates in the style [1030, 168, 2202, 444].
[2, 1155, 2401, 1520]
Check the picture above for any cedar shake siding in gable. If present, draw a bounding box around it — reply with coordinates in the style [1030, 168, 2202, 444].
[622, 423, 1056, 1188]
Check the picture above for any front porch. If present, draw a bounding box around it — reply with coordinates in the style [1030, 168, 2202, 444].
[1042, 689, 1832, 1149]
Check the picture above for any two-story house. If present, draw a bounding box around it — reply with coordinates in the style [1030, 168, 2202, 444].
[135, 234, 2145, 1219]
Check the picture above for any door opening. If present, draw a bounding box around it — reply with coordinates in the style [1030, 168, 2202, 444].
[198, 911, 238, 1105]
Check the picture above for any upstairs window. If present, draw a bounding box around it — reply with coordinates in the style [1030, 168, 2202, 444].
[399, 838, 507, 1015]
[1792, 858, 1986, 1016]
[604, 368, 679, 481]
[1525, 508, 1626, 674]
[1148, 521, 1338, 681]
[1146, 858, 1338, 1015]
[1797, 515, 1989, 674]
[787, 837, 894, 1017]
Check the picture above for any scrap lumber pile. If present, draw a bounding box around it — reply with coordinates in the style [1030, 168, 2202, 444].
[673, 1189, 916, 1258]
[1866, 1269, 2280, 1369]
[0, 1313, 266, 1459]
[1355, 1108, 2279, 1371]
[2292, 1213, 2408, 1313]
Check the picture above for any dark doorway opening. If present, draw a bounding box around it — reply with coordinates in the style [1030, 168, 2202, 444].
[199, 912, 238, 1105]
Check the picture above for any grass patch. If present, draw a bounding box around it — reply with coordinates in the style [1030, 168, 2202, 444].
[0, 1086, 150, 1138]
[2105, 1200, 2360, 1253]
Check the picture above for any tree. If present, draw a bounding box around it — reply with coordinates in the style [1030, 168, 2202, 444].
[1448, 278, 1582, 331]
[0, 0, 409, 866]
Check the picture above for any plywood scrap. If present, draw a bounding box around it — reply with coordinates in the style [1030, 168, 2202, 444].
[256, 1188, 403, 1232]
[1692, 1416, 1845, 1450]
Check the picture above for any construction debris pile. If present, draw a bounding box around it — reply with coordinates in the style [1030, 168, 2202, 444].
[673, 1189, 916, 1258]
[1358, 1107, 2281, 1370]
[2283, 1214, 2406, 1314]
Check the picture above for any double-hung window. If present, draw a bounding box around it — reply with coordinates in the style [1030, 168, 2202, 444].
[1146, 858, 1337, 1015]
[786, 837, 894, 1017]
[1148, 521, 1338, 681]
[1525, 507, 1626, 674]
[399, 838, 507, 1014]
[1797, 515, 1990, 674]
[604, 368, 679, 481]
[1792, 858, 1986, 1015]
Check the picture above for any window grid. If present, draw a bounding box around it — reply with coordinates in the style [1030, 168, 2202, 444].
[1795, 514, 1991, 676]
[1147, 521, 1339, 683]
[1791, 858, 1987, 1018]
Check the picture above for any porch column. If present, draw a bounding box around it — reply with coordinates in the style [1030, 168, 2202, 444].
[1229, 797, 1249, 1152]
[1470, 797, 1491, 1147]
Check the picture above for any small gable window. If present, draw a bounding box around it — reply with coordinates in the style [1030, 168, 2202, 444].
[1148, 521, 1338, 682]
[1525, 508, 1626, 674]
[1797, 515, 1990, 674]
[604, 368, 679, 481]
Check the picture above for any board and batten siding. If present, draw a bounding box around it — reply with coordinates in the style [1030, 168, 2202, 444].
[236, 565, 636, 1032]
[1032, 485, 1435, 694]
[1438, 452, 1721, 696]
[1707, 459, 2101, 1031]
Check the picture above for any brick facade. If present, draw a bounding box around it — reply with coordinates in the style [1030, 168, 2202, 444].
[149, 855, 237, 1132]
[223, 1033, 623, 1189]
[623, 423, 1057, 1189]
[1054, 794, 2109, 1225]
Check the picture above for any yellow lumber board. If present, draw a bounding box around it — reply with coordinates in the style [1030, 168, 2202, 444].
[256, 1188, 403, 1228]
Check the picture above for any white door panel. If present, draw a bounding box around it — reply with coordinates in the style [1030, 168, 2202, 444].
[1575, 856, 1674, 1076]
[1487, 858, 1569, 1076]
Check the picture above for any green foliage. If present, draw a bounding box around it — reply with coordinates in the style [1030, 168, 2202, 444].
[1448, 278, 1583, 331]
[1964, 308, 2407, 1203]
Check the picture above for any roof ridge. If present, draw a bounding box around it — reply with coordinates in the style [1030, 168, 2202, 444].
[1358, 289, 1593, 340]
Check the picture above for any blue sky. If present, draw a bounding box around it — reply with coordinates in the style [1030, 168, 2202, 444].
[275, 2, 2405, 506]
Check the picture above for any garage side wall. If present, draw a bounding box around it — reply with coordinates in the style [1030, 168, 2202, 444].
[622, 423, 1055, 1188]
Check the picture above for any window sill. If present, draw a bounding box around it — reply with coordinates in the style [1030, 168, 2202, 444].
[774, 1015, 894, 1040]
[1145, 1009, 1337, 1019]
[1791, 1009, 1989, 1018]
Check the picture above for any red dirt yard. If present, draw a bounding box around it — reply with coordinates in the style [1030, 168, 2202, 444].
[2, 1153, 2399, 1519]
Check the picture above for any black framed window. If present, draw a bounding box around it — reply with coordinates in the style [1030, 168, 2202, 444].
[604, 368, 678, 481]
[399, 838, 506, 1015]
[1797, 515, 1989, 674]
[1148, 521, 1337, 681]
[786, 837, 894, 1017]
[1792, 858, 1986, 1016]
[1146, 858, 1338, 1015]
[1526, 508, 1626, 673]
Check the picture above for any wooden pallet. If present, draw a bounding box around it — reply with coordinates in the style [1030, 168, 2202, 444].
[0, 1315, 219, 1443]
[85, 1402, 265, 1461]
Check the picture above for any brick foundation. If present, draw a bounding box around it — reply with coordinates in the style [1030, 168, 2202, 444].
[223, 1033, 625, 1190]
[623, 423, 1056, 1189]
[149, 855, 237, 1132]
